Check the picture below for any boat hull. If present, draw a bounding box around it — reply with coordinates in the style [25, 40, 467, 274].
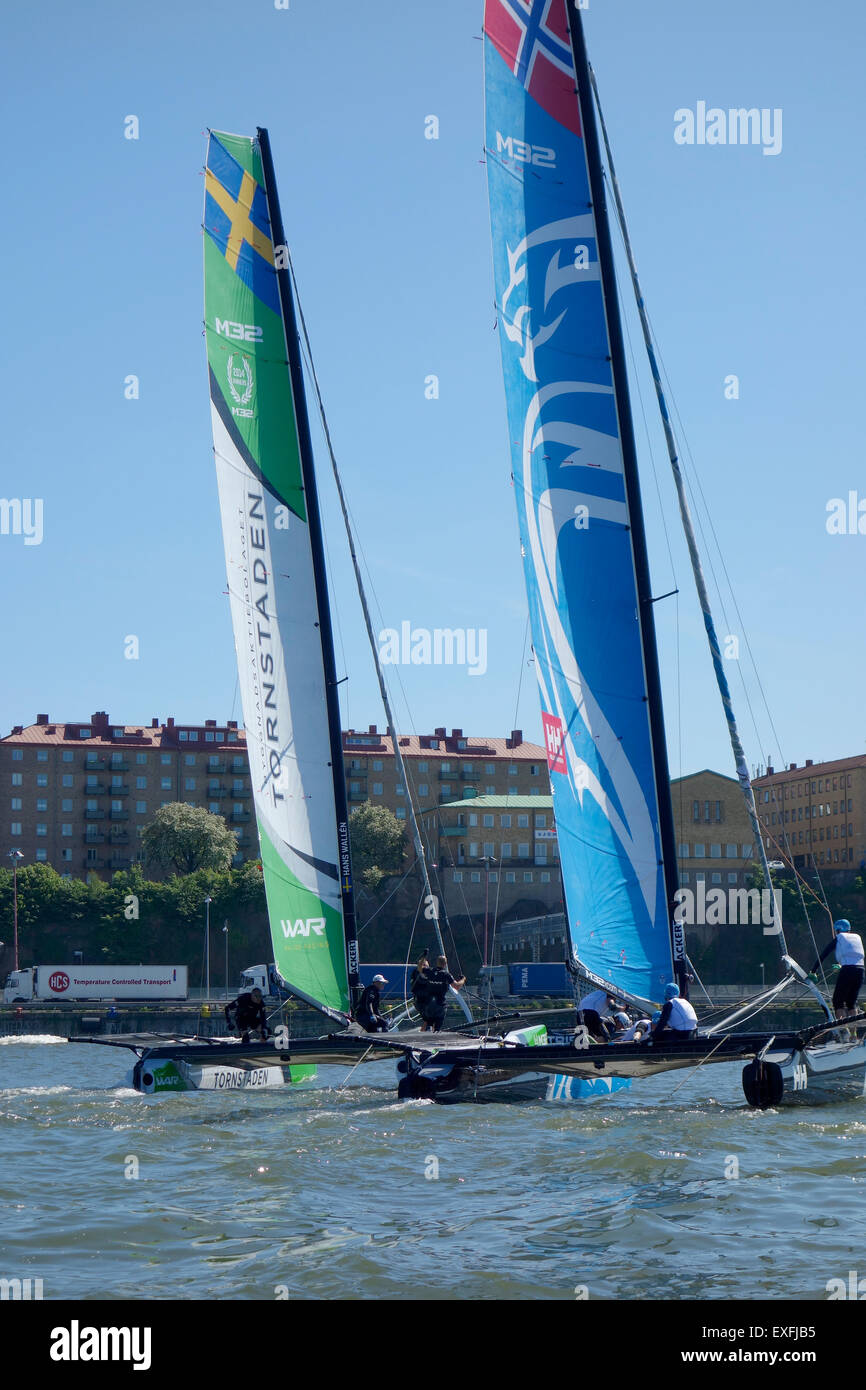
[743, 1035, 866, 1108]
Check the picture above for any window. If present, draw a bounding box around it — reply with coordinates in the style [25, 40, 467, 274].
[36, 774, 47, 787]
[418, 783, 429, 797]
[161, 754, 171, 765]
[483, 814, 494, 828]
[458, 741, 468, 751]
[10, 798, 21, 810]
[727, 872, 738, 884]
[469, 842, 479, 857]
[485, 764, 495, 775]
[693, 843, 705, 858]
[523, 871, 533, 882]
[205, 731, 215, 742]
[62, 823, 72, 836]
[441, 784, 451, 797]
[501, 842, 512, 858]
[711, 872, 722, 884]
[37, 750, 48, 762]
[61, 850, 72, 862]
[518, 842, 530, 858]
[79, 728, 91, 739]
[710, 844, 721, 858]
[395, 784, 404, 797]
[483, 842, 494, 856]
[508, 766, 518, 777]
[136, 777, 147, 789]
[136, 753, 147, 765]
[373, 760, 384, 771]
[161, 778, 172, 790]
[35, 849, 47, 861]
[61, 799, 72, 811]
[372, 783, 383, 796]
[10, 822, 22, 835]
[724, 843, 737, 857]
[818, 779, 823, 792]
[849, 799, 853, 813]
[228, 732, 237, 742]
[35, 823, 46, 836]
[470, 870, 480, 882]
[501, 815, 512, 828]
[536, 814, 547, 828]
[62, 751, 73, 762]
[36, 799, 47, 812]
[179, 732, 188, 741]
[530, 764, 539, 776]
[540, 871, 550, 883]
[486, 785, 496, 795]
[518, 814, 529, 828]
[695, 871, 705, 882]
[441, 762, 452, 773]
[111, 775, 123, 787]
[490, 871, 499, 883]
[395, 808, 406, 820]
[453, 871, 463, 882]
[136, 801, 147, 814]
[468, 813, 478, 827]
[681, 870, 690, 883]
[11, 773, 22, 786]
[184, 754, 195, 766]
[62, 775, 73, 788]
[184, 779, 196, 791]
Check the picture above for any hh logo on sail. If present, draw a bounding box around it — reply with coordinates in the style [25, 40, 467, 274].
[281, 918, 326, 938]
[542, 713, 567, 775]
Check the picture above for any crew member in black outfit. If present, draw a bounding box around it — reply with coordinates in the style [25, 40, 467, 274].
[420, 955, 466, 1033]
[356, 974, 390, 1033]
[410, 953, 432, 1026]
[225, 986, 270, 1042]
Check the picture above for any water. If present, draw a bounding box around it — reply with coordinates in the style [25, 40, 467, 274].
[1, 1035, 864, 1301]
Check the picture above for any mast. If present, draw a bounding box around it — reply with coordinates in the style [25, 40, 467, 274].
[565, 4, 684, 991]
[257, 127, 360, 1006]
[585, 68, 788, 961]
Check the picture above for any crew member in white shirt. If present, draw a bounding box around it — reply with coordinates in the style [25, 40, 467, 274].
[809, 920, 865, 1020]
[651, 984, 698, 1040]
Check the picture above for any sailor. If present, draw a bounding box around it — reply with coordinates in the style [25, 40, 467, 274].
[410, 953, 432, 1026]
[809, 919, 865, 1021]
[615, 1015, 650, 1042]
[651, 984, 698, 1040]
[356, 975, 391, 1033]
[225, 987, 270, 1043]
[420, 956, 466, 1034]
[578, 988, 619, 1040]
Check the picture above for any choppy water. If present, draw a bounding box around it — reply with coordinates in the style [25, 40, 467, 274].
[1, 1035, 864, 1301]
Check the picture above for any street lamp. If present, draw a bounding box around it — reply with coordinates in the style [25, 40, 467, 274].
[223, 920, 230, 1000]
[481, 856, 498, 967]
[8, 850, 24, 971]
[204, 896, 213, 999]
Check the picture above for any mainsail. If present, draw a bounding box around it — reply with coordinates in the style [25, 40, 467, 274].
[484, 0, 677, 1007]
[203, 128, 357, 1022]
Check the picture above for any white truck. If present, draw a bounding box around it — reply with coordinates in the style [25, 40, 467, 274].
[3, 965, 189, 1004]
[239, 964, 289, 1000]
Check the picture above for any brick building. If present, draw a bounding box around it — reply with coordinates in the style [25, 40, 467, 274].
[671, 769, 758, 891]
[752, 755, 866, 874]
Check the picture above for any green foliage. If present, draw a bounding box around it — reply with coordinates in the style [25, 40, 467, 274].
[349, 802, 405, 891]
[141, 803, 238, 875]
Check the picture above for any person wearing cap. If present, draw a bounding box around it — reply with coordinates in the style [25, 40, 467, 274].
[808, 919, 865, 1020]
[225, 986, 270, 1043]
[651, 984, 698, 1040]
[419, 955, 465, 1034]
[356, 975, 391, 1032]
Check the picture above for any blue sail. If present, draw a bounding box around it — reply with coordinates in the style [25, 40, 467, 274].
[484, 0, 673, 1006]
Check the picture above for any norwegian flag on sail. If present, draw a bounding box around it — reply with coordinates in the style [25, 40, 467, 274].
[484, 0, 581, 136]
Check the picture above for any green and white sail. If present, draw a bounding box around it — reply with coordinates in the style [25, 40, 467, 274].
[203, 129, 355, 1022]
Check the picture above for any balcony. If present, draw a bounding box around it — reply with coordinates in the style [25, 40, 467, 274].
[348, 789, 368, 802]
[206, 785, 228, 797]
[438, 769, 457, 781]
[109, 856, 131, 870]
[106, 785, 130, 797]
[83, 783, 108, 795]
[107, 760, 130, 772]
[440, 827, 465, 837]
[83, 832, 105, 844]
[206, 760, 228, 773]
[460, 769, 481, 781]
[85, 856, 106, 869]
[230, 786, 251, 798]
[109, 810, 129, 821]
[83, 758, 107, 771]
[230, 811, 251, 823]
[109, 831, 130, 845]
[85, 809, 106, 820]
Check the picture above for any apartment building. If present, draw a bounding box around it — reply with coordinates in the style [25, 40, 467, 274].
[753, 755, 866, 873]
[671, 770, 757, 890]
[432, 794, 563, 918]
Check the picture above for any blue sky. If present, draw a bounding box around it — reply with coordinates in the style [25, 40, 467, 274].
[2, 0, 864, 781]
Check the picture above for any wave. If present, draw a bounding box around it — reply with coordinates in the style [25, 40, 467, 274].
[0, 1033, 66, 1045]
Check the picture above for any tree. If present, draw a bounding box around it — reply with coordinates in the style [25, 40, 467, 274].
[141, 804, 238, 875]
[349, 802, 405, 891]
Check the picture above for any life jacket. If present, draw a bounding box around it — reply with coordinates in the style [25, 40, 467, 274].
[836, 932, 865, 968]
[666, 997, 698, 1031]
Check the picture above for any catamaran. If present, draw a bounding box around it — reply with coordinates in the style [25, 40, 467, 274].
[74, 4, 865, 1105]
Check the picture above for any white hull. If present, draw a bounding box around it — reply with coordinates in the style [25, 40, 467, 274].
[743, 1033, 866, 1108]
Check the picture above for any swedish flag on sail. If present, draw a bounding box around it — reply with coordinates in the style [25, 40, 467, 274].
[204, 133, 280, 317]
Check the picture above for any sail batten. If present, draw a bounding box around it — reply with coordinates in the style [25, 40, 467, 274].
[204, 128, 353, 1021]
[484, 0, 675, 1004]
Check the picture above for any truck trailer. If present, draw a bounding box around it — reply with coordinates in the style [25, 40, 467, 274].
[3, 965, 189, 1004]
